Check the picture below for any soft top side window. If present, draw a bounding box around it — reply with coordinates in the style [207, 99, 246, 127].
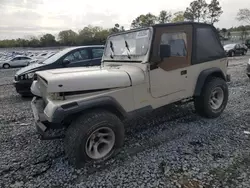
[160, 32, 187, 57]
[194, 26, 225, 64]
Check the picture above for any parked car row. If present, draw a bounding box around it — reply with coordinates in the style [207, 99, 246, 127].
[0, 50, 60, 69]
[223, 43, 248, 57]
[14, 45, 104, 96]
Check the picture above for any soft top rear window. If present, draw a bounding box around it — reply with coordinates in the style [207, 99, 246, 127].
[194, 26, 225, 64]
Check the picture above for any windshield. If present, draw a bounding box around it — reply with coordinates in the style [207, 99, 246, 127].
[104, 29, 151, 58]
[224, 44, 235, 49]
[42, 48, 73, 64]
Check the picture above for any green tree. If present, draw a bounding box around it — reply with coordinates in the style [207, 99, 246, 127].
[184, 0, 208, 22]
[236, 9, 250, 24]
[227, 31, 231, 39]
[40, 33, 56, 47]
[131, 13, 157, 28]
[172, 11, 185, 22]
[221, 28, 227, 38]
[207, 0, 223, 25]
[110, 24, 125, 33]
[240, 26, 249, 42]
[77, 26, 109, 45]
[58, 30, 78, 46]
[158, 10, 172, 23]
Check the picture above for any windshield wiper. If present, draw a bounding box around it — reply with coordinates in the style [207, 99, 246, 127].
[109, 41, 114, 59]
[124, 40, 131, 59]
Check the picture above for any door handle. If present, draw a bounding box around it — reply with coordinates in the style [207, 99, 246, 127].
[181, 70, 187, 75]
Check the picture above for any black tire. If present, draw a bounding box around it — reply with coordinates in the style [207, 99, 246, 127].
[3, 63, 10, 69]
[242, 50, 247, 55]
[64, 109, 125, 168]
[194, 77, 228, 118]
[20, 93, 33, 98]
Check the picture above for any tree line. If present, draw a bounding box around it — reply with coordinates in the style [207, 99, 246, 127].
[0, 24, 124, 48]
[0, 0, 250, 48]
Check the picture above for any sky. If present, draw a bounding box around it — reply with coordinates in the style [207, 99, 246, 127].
[0, 0, 249, 39]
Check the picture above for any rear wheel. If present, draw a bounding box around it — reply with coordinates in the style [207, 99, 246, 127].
[64, 110, 125, 168]
[3, 63, 10, 69]
[194, 77, 228, 118]
[242, 50, 247, 55]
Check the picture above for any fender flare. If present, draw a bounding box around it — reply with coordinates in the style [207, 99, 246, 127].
[194, 67, 226, 96]
[51, 96, 127, 123]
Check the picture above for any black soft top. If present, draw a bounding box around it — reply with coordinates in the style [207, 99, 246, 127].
[153, 21, 215, 28]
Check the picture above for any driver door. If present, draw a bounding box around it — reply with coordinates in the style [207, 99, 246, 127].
[149, 25, 192, 100]
[11, 57, 21, 67]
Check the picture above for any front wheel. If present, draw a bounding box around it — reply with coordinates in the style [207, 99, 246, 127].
[64, 110, 125, 168]
[194, 77, 228, 118]
[3, 63, 10, 69]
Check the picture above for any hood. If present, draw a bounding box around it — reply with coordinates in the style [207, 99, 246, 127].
[15, 62, 48, 75]
[223, 45, 235, 51]
[36, 65, 145, 93]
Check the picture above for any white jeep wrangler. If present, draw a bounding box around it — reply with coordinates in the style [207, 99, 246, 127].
[31, 22, 230, 168]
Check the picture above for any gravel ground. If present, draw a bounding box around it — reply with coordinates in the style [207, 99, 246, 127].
[1, 54, 250, 188]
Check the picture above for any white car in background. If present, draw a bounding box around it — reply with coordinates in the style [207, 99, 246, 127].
[29, 52, 56, 64]
[0, 55, 32, 69]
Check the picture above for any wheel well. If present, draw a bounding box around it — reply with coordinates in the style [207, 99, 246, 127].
[2, 63, 9, 67]
[194, 69, 226, 96]
[206, 71, 225, 82]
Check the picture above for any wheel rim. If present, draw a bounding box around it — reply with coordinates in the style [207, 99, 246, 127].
[85, 127, 115, 160]
[3, 64, 9, 68]
[209, 87, 224, 110]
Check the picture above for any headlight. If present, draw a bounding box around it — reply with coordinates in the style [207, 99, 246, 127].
[27, 73, 35, 79]
[19, 73, 35, 80]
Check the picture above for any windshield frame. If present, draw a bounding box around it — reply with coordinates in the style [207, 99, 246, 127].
[103, 27, 153, 63]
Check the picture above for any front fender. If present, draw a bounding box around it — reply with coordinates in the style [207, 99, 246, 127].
[49, 96, 127, 124]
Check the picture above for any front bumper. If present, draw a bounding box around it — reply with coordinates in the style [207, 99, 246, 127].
[13, 79, 33, 95]
[31, 97, 47, 134]
[246, 63, 250, 77]
[226, 74, 231, 82]
[31, 97, 64, 139]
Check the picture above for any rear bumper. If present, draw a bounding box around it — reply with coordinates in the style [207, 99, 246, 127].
[13, 80, 33, 95]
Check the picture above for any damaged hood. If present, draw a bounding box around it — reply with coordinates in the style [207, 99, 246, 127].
[35, 65, 145, 93]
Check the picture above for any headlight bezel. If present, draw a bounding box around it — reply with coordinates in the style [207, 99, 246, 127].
[48, 92, 65, 100]
[18, 72, 35, 80]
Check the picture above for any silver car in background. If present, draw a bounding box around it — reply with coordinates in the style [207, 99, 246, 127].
[0, 55, 32, 69]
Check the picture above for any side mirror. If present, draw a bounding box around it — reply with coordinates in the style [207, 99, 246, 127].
[62, 59, 70, 66]
[160, 44, 171, 60]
